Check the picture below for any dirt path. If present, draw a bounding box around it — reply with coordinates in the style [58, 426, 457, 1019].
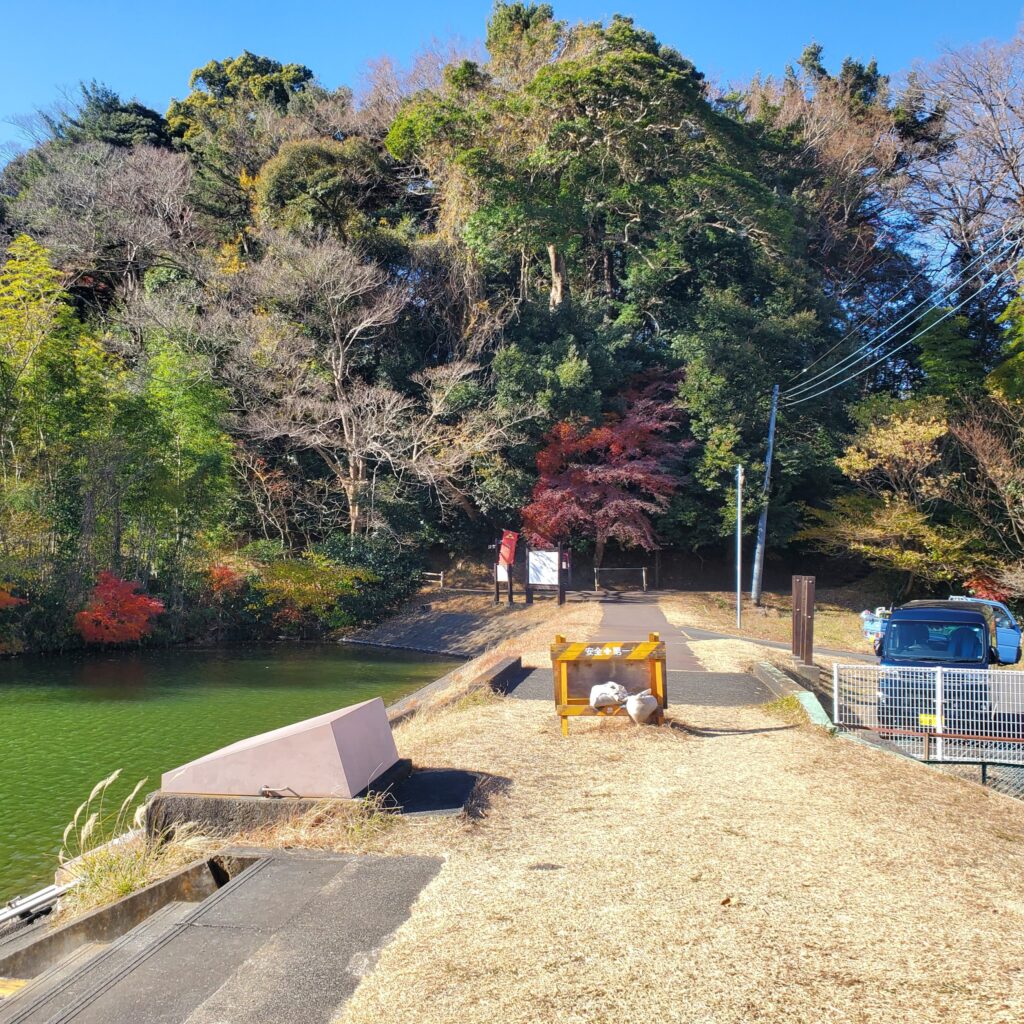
[336, 690, 1024, 1024]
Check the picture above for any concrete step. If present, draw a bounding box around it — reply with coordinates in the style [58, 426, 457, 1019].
[2, 851, 444, 1024]
[0, 946, 106, 1016]
[0, 902, 193, 1024]
[182, 853, 443, 1024]
[41, 855, 347, 1024]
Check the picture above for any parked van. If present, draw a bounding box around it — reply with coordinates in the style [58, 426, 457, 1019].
[880, 605, 996, 669]
[877, 605, 995, 737]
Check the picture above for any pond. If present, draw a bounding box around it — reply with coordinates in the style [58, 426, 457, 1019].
[0, 644, 459, 903]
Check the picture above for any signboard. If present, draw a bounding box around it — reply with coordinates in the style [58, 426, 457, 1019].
[498, 530, 519, 567]
[496, 563, 510, 583]
[528, 549, 559, 587]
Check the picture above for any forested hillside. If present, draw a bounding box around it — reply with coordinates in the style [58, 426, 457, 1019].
[2, 4, 1023, 652]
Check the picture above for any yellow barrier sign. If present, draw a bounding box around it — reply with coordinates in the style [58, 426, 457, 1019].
[550, 632, 668, 736]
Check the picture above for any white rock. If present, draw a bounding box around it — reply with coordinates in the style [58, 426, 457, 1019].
[589, 681, 628, 709]
[626, 690, 659, 724]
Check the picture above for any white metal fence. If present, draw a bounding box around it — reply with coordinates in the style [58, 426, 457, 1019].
[834, 663, 1024, 765]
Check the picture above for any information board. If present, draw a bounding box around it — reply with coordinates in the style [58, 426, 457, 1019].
[528, 549, 559, 587]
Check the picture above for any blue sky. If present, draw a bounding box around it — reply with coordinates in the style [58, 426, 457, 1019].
[2, 0, 1022, 150]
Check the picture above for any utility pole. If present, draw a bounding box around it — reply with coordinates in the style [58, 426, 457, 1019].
[750, 384, 780, 606]
[736, 463, 744, 629]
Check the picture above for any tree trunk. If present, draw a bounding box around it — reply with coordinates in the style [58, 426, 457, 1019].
[603, 249, 617, 298]
[593, 535, 606, 569]
[343, 454, 367, 536]
[547, 244, 569, 310]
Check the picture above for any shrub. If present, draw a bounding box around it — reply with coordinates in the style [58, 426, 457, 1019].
[74, 572, 165, 645]
[0, 584, 28, 654]
[252, 553, 372, 636]
[57, 769, 217, 921]
[319, 535, 425, 625]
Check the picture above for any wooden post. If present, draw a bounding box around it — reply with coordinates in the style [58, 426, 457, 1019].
[557, 545, 566, 606]
[791, 575, 800, 656]
[800, 576, 816, 666]
[494, 535, 501, 605]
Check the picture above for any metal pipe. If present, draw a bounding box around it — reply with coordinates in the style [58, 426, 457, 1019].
[751, 384, 779, 605]
[736, 464, 744, 629]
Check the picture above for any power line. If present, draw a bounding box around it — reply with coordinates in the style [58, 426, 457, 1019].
[784, 259, 930, 386]
[783, 235, 1016, 399]
[782, 234, 1020, 400]
[782, 262, 1015, 409]
[785, 226, 923, 385]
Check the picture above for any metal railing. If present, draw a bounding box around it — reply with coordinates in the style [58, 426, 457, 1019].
[593, 567, 648, 592]
[833, 663, 1024, 765]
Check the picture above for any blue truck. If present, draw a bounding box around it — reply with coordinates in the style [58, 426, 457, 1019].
[875, 602, 1021, 738]
[869, 597, 1021, 664]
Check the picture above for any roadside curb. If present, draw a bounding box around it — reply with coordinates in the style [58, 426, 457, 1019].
[344, 637, 473, 658]
[387, 654, 525, 725]
[754, 661, 836, 734]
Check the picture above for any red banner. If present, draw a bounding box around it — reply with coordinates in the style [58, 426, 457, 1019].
[498, 530, 519, 567]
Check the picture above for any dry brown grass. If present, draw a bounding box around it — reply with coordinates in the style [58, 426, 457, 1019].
[689, 638, 795, 674]
[660, 583, 875, 653]
[234, 792, 406, 854]
[229, 602, 604, 863]
[330, 689, 1024, 1024]
[689, 637, 842, 678]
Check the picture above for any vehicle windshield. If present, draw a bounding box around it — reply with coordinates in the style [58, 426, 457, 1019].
[884, 620, 987, 663]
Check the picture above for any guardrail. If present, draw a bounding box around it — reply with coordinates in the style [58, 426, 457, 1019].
[422, 571, 445, 590]
[833, 663, 1024, 765]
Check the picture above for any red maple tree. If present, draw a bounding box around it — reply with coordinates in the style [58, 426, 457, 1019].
[74, 573, 165, 645]
[522, 379, 687, 566]
[0, 587, 27, 611]
[208, 563, 246, 596]
[964, 573, 1012, 603]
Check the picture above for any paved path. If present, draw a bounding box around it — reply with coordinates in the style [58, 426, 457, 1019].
[0, 851, 441, 1024]
[510, 595, 772, 707]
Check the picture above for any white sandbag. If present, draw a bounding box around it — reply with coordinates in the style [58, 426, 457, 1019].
[589, 681, 628, 709]
[626, 689, 659, 724]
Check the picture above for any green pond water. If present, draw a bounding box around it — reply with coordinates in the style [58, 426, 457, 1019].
[0, 644, 459, 902]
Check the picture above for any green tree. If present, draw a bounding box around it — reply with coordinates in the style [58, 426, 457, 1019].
[46, 81, 170, 149]
[166, 52, 314, 241]
[253, 138, 389, 238]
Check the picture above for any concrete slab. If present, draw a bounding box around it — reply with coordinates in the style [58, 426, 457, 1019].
[183, 855, 442, 1024]
[161, 697, 399, 799]
[186, 857, 348, 932]
[7, 851, 444, 1024]
[0, 902, 197, 1024]
[68, 926, 262, 1024]
[388, 769, 481, 816]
